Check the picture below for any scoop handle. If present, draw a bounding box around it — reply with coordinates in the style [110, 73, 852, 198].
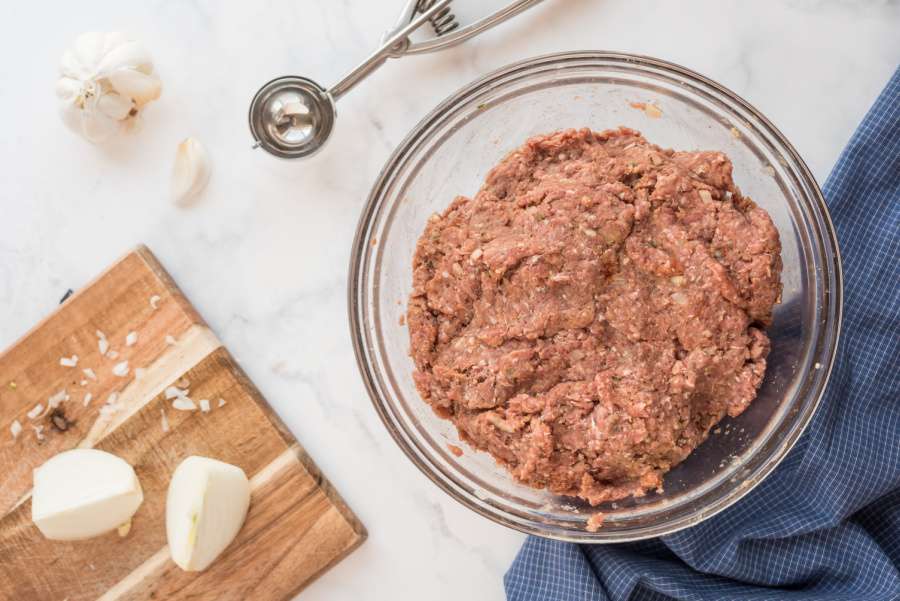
[329, 0, 452, 101]
[405, 0, 546, 56]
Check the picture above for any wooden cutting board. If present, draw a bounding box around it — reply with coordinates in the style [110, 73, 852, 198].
[0, 246, 366, 601]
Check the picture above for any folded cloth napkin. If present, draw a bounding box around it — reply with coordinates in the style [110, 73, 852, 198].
[505, 66, 900, 601]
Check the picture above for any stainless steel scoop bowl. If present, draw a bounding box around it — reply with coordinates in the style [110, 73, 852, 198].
[248, 0, 546, 159]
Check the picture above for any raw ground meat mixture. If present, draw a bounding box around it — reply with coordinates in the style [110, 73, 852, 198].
[407, 128, 782, 506]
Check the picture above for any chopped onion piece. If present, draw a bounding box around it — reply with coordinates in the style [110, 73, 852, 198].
[126, 332, 138, 346]
[165, 386, 189, 400]
[98, 338, 109, 356]
[10, 419, 22, 439]
[106, 349, 119, 359]
[217, 398, 226, 407]
[172, 398, 197, 411]
[150, 295, 161, 310]
[48, 389, 69, 409]
[27, 404, 44, 420]
[83, 368, 97, 381]
[199, 399, 210, 413]
[31, 424, 45, 441]
[112, 361, 129, 377]
[59, 355, 78, 367]
[83, 393, 93, 406]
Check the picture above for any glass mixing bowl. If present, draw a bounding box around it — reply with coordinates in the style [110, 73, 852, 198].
[349, 52, 842, 542]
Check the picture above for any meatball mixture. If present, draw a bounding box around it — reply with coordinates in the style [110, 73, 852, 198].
[407, 128, 782, 505]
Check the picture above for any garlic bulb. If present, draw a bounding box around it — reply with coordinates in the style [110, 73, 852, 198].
[172, 137, 211, 206]
[57, 32, 162, 143]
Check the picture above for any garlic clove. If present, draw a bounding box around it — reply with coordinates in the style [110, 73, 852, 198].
[72, 32, 106, 73]
[81, 107, 121, 144]
[32, 448, 143, 541]
[98, 33, 127, 58]
[101, 31, 130, 53]
[172, 137, 211, 206]
[60, 50, 90, 81]
[97, 93, 133, 121]
[97, 39, 153, 74]
[61, 98, 119, 144]
[166, 456, 250, 571]
[106, 69, 161, 107]
[55, 77, 83, 103]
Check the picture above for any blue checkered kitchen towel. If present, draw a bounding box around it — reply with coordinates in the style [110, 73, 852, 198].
[505, 66, 900, 601]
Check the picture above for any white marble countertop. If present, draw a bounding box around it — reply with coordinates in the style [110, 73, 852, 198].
[1, 1, 897, 599]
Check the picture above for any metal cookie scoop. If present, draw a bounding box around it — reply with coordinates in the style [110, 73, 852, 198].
[248, 0, 545, 159]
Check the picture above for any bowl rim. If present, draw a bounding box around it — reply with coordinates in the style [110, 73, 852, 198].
[348, 50, 843, 542]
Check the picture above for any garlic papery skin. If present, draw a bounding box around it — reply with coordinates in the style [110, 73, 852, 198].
[172, 137, 212, 206]
[32, 448, 144, 541]
[57, 32, 162, 143]
[166, 456, 250, 571]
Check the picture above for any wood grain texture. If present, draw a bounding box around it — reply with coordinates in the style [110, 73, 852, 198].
[0, 246, 366, 601]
